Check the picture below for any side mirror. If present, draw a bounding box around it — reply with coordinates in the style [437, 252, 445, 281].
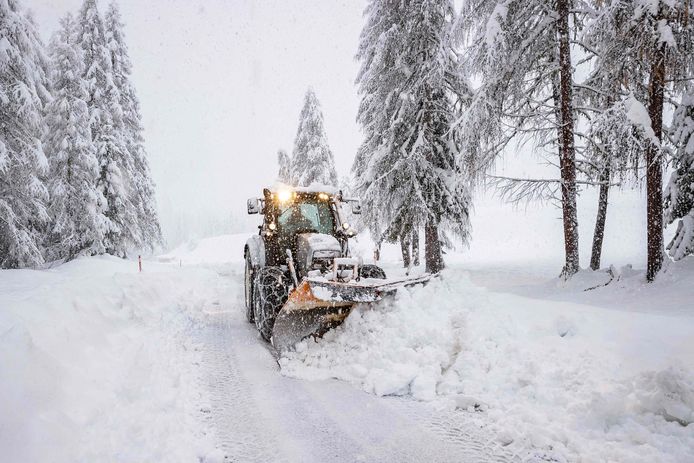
[247, 198, 260, 215]
[351, 201, 362, 215]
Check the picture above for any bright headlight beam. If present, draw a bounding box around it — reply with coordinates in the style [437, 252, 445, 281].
[318, 192, 329, 201]
[277, 190, 292, 203]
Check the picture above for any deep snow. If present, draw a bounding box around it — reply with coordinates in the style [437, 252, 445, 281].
[0, 256, 217, 462]
[1, 233, 693, 462]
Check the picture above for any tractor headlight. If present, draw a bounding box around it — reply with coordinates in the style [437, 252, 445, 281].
[277, 190, 292, 203]
[318, 192, 330, 201]
[268, 222, 276, 231]
[342, 223, 350, 230]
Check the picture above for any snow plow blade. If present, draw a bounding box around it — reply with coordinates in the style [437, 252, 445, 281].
[271, 274, 432, 352]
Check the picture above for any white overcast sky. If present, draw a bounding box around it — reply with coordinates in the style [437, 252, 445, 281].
[27, 0, 652, 265]
[29, 0, 367, 241]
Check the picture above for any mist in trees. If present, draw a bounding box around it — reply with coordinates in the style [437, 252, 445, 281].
[0, 0, 161, 269]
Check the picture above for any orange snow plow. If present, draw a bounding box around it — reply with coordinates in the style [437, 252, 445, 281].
[271, 274, 432, 351]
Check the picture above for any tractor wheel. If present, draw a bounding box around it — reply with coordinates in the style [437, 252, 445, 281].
[244, 253, 255, 323]
[252, 267, 289, 342]
[359, 264, 387, 280]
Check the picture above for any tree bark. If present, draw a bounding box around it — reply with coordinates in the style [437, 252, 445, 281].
[400, 233, 411, 268]
[645, 42, 666, 282]
[412, 228, 420, 266]
[556, 0, 580, 278]
[590, 166, 610, 270]
[425, 221, 443, 273]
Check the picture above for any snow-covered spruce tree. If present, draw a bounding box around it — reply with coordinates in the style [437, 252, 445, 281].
[44, 13, 107, 261]
[458, 0, 590, 278]
[277, 149, 291, 184]
[587, 0, 694, 280]
[105, 1, 162, 251]
[0, 0, 52, 268]
[290, 89, 338, 187]
[77, 0, 132, 257]
[665, 92, 694, 260]
[354, 0, 472, 273]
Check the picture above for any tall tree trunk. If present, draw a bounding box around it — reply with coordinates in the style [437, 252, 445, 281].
[412, 228, 420, 266]
[400, 233, 411, 268]
[425, 221, 443, 273]
[645, 42, 666, 282]
[590, 166, 610, 270]
[556, 0, 580, 278]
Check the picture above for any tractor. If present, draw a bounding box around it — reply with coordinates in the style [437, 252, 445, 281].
[244, 186, 430, 351]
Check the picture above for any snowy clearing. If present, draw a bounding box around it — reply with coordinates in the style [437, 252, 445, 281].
[2, 234, 693, 462]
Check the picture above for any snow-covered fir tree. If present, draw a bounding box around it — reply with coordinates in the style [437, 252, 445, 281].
[290, 89, 338, 187]
[586, 0, 694, 280]
[0, 0, 52, 268]
[665, 92, 694, 260]
[354, 0, 472, 273]
[76, 0, 132, 256]
[458, 0, 589, 277]
[44, 13, 107, 260]
[105, 1, 162, 251]
[277, 149, 291, 184]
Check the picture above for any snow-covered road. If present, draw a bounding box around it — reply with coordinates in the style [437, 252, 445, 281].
[194, 265, 524, 462]
[2, 234, 693, 462]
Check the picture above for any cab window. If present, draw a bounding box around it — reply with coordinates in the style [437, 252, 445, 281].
[277, 202, 335, 235]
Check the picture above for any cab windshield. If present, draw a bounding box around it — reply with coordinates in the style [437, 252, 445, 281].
[277, 200, 335, 235]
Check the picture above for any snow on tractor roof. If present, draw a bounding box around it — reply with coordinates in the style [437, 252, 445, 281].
[268, 182, 339, 195]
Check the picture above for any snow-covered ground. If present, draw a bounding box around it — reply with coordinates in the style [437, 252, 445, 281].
[1, 233, 693, 462]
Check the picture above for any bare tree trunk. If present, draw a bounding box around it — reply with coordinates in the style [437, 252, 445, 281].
[412, 228, 420, 266]
[645, 42, 666, 282]
[590, 166, 610, 270]
[425, 221, 443, 273]
[556, 0, 580, 278]
[400, 234, 411, 268]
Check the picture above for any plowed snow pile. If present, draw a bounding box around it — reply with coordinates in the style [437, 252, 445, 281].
[0, 256, 219, 462]
[279, 270, 694, 462]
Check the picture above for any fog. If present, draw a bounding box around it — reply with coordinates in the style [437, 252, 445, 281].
[28, 0, 655, 268]
[31, 0, 366, 245]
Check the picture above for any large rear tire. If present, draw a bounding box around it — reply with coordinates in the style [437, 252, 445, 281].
[244, 253, 255, 323]
[252, 267, 289, 342]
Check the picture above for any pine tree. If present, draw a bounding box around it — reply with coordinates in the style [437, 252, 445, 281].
[105, 1, 162, 251]
[44, 13, 107, 260]
[587, 0, 694, 280]
[290, 89, 338, 187]
[458, 0, 590, 278]
[0, 0, 52, 268]
[77, 0, 131, 256]
[277, 149, 291, 184]
[354, 0, 472, 273]
[665, 92, 694, 260]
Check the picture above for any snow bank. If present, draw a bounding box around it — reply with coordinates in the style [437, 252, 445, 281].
[159, 233, 249, 265]
[0, 256, 218, 462]
[279, 269, 694, 462]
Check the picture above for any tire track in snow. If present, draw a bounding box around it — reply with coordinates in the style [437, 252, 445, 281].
[199, 312, 286, 463]
[195, 266, 540, 462]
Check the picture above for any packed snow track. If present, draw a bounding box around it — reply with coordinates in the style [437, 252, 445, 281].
[195, 265, 526, 462]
